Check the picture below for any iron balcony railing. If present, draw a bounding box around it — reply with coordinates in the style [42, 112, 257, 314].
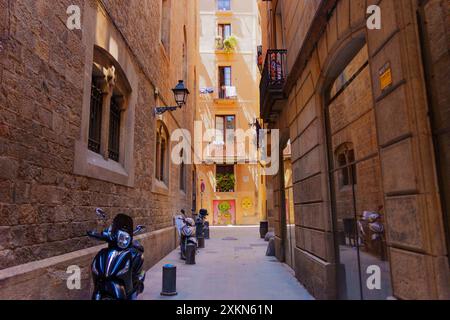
[260, 49, 288, 121]
[262, 49, 287, 87]
[199, 86, 237, 101]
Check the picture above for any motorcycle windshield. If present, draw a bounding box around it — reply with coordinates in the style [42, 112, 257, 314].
[175, 215, 185, 236]
[112, 214, 134, 235]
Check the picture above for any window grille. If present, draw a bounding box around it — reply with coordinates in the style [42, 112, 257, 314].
[88, 81, 103, 154]
[108, 97, 121, 162]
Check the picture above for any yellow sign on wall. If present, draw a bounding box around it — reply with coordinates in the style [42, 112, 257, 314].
[379, 62, 393, 91]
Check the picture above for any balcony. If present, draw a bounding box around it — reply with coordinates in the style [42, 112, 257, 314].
[260, 49, 288, 123]
[215, 36, 238, 54]
[215, 86, 237, 104]
[199, 86, 237, 104]
[203, 142, 249, 164]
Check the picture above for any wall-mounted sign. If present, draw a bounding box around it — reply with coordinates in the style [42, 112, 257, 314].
[199, 87, 214, 94]
[200, 180, 206, 193]
[379, 62, 393, 91]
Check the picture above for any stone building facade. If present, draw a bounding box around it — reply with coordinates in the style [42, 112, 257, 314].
[0, 0, 198, 299]
[195, 0, 266, 225]
[258, 0, 450, 299]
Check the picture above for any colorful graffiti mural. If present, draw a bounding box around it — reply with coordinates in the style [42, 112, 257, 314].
[213, 200, 236, 225]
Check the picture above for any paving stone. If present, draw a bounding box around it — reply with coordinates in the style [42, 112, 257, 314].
[139, 226, 313, 300]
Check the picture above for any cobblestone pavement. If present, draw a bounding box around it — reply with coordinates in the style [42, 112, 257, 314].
[139, 226, 314, 300]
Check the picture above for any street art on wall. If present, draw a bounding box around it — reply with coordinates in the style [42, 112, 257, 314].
[241, 197, 256, 217]
[241, 197, 253, 210]
[213, 200, 236, 225]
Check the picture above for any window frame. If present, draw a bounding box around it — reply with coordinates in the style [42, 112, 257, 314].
[88, 75, 104, 154]
[179, 149, 187, 193]
[217, 0, 231, 11]
[108, 95, 122, 162]
[155, 121, 170, 186]
[335, 144, 357, 188]
[218, 66, 232, 99]
[160, 0, 172, 56]
[218, 23, 232, 40]
[215, 115, 236, 146]
[74, 20, 137, 188]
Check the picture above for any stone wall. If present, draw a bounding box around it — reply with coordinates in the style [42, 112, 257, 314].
[0, 226, 177, 300]
[0, 0, 197, 298]
[260, 0, 450, 300]
[419, 0, 450, 272]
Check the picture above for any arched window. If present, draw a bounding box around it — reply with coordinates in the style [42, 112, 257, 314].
[155, 121, 169, 184]
[88, 46, 130, 163]
[179, 149, 186, 192]
[335, 143, 357, 187]
[183, 26, 188, 82]
[161, 0, 171, 53]
[75, 16, 137, 188]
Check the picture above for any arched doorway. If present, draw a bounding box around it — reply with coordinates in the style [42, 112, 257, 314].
[323, 39, 393, 300]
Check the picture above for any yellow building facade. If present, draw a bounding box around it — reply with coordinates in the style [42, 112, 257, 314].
[195, 0, 265, 225]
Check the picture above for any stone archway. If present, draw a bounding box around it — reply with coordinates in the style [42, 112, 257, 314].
[262, 0, 449, 300]
[319, 32, 393, 300]
[310, 1, 450, 299]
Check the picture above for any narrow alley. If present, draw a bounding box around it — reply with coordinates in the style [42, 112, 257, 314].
[0, 0, 449, 303]
[140, 227, 313, 300]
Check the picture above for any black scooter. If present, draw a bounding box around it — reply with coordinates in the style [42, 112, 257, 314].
[196, 209, 208, 239]
[87, 208, 146, 300]
[179, 217, 197, 260]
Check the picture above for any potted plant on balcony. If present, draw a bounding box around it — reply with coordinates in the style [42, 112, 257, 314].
[216, 173, 235, 192]
[223, 35, 238, 54]
[215, 36, 224, 50]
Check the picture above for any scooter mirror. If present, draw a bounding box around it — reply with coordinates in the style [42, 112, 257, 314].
[95, 208, 107, 219]
[134, 225, 146, 235]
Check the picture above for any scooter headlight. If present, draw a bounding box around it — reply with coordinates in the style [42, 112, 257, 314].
[116, 230, 131, 249]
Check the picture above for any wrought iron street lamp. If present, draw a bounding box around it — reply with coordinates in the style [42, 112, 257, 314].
[155, 80, 190, 115]
[250, 118, 263, 149]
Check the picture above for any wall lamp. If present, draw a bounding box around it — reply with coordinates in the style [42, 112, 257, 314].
[154, 80, 190, 115]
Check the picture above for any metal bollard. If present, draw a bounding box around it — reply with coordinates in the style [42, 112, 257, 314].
[197, 236, 205, 249]
[260, 221, 269, 239]
[161, 264, 177, 296]
[204, 222, 210, 239]
[185, 243, 196, 265]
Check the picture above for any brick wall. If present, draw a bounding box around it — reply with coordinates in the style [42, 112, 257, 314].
[0, 0, 196, 272]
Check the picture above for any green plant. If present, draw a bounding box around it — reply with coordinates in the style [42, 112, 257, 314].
[216, 173, 235, 192]
[223, 35, 238, 53]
